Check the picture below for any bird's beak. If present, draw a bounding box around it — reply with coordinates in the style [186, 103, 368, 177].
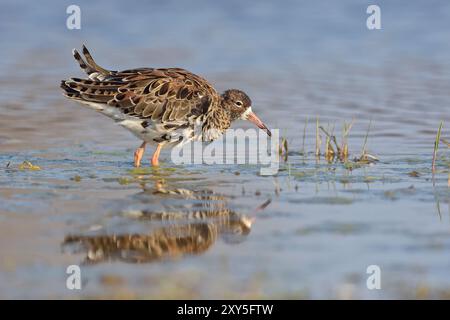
[243, 108, 272, 137]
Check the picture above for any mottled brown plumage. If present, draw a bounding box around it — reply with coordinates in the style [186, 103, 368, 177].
[60, 45, 271, 167]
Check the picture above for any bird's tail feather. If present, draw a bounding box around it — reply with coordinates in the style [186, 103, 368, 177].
[60, 77, 120, 104]
[61, 45, 135, 115]
[72, 45, 115, 80]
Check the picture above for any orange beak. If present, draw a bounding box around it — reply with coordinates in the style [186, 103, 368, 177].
[247, 111, 272, 137]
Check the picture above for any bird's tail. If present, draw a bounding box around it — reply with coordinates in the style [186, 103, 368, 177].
[60, 77, 122, 105]
[71, 44, 115, 81]
[60, 45, 123, 106]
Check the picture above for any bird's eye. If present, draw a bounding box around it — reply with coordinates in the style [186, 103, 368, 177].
[235, 101, 243, 107]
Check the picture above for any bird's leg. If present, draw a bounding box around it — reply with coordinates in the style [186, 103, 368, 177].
[134, 142, 146, 167]
[151, 143, 163, 166]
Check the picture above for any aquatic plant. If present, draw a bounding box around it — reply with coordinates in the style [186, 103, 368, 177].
[432, 121, 443, 174]
[18, 160, 41, 171]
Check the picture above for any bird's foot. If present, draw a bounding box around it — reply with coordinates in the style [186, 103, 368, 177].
[151, 158, 159, 167]
[150, 143, 162, 167]
[134, 142, 146, 167]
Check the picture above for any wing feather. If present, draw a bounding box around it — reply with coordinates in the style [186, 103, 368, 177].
[61, 46, 220, 126]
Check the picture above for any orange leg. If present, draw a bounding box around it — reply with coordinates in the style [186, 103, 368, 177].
[134, 142, 146, 167]
[151, 143, 163, 166]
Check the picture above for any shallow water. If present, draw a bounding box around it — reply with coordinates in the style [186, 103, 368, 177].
[1, 0, 450, 299]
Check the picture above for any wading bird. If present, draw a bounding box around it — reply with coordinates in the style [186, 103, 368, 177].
[61, 46, 271, 167]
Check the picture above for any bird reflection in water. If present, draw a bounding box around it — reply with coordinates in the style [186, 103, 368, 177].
[63, 180, 271, 264]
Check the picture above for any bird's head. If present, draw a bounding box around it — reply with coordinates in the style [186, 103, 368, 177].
[220, 89, 271, 136]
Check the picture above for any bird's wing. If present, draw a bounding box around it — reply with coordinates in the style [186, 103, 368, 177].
[61, 45, 219, 124]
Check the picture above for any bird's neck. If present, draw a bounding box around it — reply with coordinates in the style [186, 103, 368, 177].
[202, 104, 232, 140]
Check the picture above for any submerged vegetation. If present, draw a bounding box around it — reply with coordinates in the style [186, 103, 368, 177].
[432, 121, 443, 175]
[3, 118, 449, 193]
[18, 160, 41, 171]
[279, 118, 379, 170]
[432, 121, 450, 186]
